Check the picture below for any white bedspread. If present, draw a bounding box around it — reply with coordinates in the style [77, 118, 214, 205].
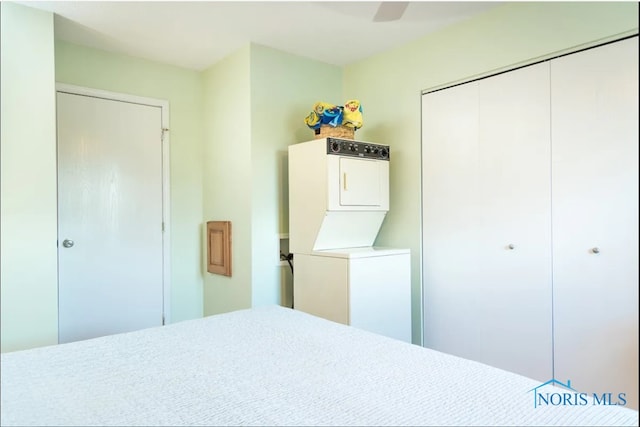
[1, 306, 638, 426]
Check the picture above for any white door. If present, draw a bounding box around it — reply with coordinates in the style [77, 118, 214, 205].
[57, 91, 164, 344]
[551, 38, 639, 409]
[422, 62, 553, 382]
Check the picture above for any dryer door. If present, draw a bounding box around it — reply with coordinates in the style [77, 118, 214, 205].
[340, 157, 381, 206]
[326, 155, 389, 211]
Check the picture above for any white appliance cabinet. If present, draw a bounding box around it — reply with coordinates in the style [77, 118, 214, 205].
[421, 37, 638, 409]
[295, 248, 412, 343]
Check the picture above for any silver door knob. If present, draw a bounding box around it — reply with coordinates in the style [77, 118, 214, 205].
[62, 239, 74, 248]
[591, 247, 600, 254]
[507, 244, 515, 250]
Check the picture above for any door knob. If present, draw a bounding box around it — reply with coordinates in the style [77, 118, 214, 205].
[591, 247, 600, 254]
[507, 244, 515, 250]
[62, 239, 74, 248]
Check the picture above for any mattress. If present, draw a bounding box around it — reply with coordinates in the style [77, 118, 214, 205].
[1, 305, 638, 426]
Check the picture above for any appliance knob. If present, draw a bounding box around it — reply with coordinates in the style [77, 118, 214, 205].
[380, 148, 389, 158]
[330, 141, 340, 152]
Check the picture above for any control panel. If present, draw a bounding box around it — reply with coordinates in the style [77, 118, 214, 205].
[326, 137, 390, 160]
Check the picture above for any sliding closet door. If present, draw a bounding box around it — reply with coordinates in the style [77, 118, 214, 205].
[551, 37, 639, 409]
[422, 63, 552, 382]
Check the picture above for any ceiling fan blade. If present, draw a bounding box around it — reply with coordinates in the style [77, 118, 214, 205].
[373, 1, 409, 22]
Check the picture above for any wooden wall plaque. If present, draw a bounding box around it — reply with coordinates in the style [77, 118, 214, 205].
[207, 221, 232, 276]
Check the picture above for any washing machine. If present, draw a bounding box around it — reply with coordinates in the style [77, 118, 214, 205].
[288, 137, 411, 342]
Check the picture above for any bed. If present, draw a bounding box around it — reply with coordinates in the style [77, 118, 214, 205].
[1, 305, 638, 426]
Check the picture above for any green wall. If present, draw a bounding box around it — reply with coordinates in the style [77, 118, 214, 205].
[343, 1, 639, 344]
[202, 44, 342, 314]
[54, 41, 205, 323]
[1, 2, 58, 352]
[202, 46, 253, 314]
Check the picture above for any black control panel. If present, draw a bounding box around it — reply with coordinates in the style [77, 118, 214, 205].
[326, 137, 390, 160]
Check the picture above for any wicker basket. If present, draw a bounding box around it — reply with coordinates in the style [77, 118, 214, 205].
[314, 124, 355, 140]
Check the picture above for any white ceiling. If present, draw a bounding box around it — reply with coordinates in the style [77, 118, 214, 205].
[21, 1, 502, 71]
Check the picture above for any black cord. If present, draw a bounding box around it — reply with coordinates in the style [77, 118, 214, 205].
[280, 251, 294, 274]
[280, 251, 294, 309]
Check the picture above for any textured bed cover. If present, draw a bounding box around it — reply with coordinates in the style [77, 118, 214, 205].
[1, 306, 638, 426]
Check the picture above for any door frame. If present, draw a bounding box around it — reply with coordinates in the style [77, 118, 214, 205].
[56, 83, 172, 324]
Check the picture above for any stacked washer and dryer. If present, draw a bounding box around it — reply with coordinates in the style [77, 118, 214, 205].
[288, 137, 411, 343]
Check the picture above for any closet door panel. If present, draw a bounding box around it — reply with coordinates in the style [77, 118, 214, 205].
[476, 62, 553, 382]
[551, 37, 639, 409]
[422, 63, 552, 382]
[422, 82, 482, 361]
